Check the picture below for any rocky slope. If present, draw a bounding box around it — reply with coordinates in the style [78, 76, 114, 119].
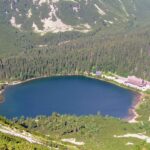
[1, 0, 150, 35]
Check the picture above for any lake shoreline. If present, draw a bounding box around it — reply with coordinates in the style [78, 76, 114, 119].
[84, 75, 144, 123]
[125, 93, 143, 123]
[0, 90, 4, 103]
[0, 74, 144, 123]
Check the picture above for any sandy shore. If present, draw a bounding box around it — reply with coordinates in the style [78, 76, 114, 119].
[125, 93, 143, 123]
[0, 90, 3, 94]
[0, 89, 4, 103]
[0, 81, 22, 103]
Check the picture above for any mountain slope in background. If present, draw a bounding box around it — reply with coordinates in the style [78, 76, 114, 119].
[1, 0, 150, 35]
[0, 0, 150, 80]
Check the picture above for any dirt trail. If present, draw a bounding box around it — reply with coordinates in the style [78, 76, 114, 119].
[114, 133, 150, 143]
[0, 124, 80, 150]
[0, 124, 42, 144]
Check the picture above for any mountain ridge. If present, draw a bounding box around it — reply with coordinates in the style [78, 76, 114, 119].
[1, 0, 150, 35]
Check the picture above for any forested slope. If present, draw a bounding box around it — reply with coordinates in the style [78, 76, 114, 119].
[0, 25, 150, 80]
[0, 0, 150, 80]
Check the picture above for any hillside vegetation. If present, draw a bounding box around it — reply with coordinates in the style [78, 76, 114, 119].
[0, 25, 150, 80]
[0, 0, 150, 80]
[5, 106, 150, 150]
[1, 1, 150, 149]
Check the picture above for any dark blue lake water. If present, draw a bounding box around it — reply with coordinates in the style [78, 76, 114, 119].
[0, 76, 137, 119]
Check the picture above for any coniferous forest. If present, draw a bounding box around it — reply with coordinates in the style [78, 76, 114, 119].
[0, 0, 150, 81]
[0, 25, 150, 81]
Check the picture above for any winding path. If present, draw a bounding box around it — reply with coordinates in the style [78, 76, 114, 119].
[0, 124, 43, 144]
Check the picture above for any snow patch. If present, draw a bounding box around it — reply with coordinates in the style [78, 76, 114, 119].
[126, 142, 134, 146]
[64, 0, 78, 3]
[114, 133, 150, 143]
[38, 44, 48, 48]
[118, 0, 129, 17]
[32, 22, 40, 32]
[94, 4, 106, 16]
[104, 20, 114, 24]
[62, 138, 85, 146]
[84, 0, 88, 5]
[10, 17, 22, 29]
[33, 0, 59, 6]
[73, 5, 80, 13]
[32, 3, 91, 35]
[32, 21, 91, 35]
[16, 8, 19, 12]
[40, 4, 73, 34]
[27, 9, 32, 18]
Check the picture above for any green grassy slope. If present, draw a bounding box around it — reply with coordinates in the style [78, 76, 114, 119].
[0, 132, 48, 150]
[13, 110, 150, 150]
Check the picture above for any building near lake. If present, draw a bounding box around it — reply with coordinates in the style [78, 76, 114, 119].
[96, 71, 102, 76]
[126, 76, 147, 87]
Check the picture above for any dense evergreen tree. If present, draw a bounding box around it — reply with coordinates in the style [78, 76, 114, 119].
[0, 25, 150, 80]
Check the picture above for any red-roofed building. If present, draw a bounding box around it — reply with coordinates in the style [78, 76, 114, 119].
[126, 76, 147, 87]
